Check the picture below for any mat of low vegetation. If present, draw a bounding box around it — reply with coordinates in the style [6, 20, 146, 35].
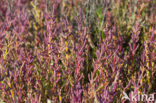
[0, 0, 155, 103]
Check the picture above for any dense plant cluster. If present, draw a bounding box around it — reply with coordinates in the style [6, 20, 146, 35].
[0, 0, 155, 103]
